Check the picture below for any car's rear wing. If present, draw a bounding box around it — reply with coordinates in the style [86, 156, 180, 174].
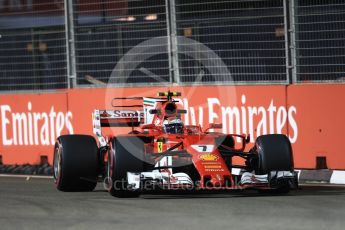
[93, 109, 144, 147]
[94, 110, 144, 127]
[92, 93, 180, 146]
[92, 97, 153, 146]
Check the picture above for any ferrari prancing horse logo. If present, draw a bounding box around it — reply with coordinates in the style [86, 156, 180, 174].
[157, 141, 163, 153]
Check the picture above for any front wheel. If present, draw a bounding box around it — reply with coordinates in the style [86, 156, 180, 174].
[254, 134, 293, 174]
[253, 134, 294, 193]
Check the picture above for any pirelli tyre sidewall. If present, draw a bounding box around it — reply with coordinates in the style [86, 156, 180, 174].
[53, 135, 98, 191]
[254, 134, 294, 175]
[253, 134, 294, 193]
[107, 136, 146, 198]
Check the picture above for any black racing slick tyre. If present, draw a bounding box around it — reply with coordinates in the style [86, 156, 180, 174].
[53, 135, 99, 191]
[106, 136, 146, 198]
[254, 134, 293, 175]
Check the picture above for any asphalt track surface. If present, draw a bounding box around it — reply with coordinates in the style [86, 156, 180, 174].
[0, 177, 344, 230]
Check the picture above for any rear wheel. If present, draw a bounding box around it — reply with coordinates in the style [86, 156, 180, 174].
[53, 135, 99, 191]
[106, 136, 147, 197]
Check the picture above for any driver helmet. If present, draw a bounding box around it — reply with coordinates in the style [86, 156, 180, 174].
[163, 118, 184, 134]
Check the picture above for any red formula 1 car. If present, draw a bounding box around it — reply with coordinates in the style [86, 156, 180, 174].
[53, 91, 298, 197]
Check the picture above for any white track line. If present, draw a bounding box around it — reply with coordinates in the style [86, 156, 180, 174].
[0, 174, 53, 179]
[299, 183, 345, 187]
[330, 171, 345, 184]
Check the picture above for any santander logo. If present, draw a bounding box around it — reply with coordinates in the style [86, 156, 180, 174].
[0, 102, 74, 146]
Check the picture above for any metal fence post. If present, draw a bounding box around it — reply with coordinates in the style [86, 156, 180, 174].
[289, 0, 298, 84]
[168, 0, 180, 84]
[165, 0, 173, 84]
[283, 0, 291, 84]
[64, 0, 77, 88]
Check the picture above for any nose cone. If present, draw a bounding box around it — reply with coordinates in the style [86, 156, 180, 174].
[211, 174, 223, 187]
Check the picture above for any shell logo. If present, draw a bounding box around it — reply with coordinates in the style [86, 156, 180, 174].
[199, 153, 219, 161]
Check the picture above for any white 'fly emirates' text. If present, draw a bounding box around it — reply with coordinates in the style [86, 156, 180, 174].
[178, 95, 298, 143]
[0, 102, 74, 146]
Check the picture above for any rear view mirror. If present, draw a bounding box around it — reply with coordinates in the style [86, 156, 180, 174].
[209, 123, 222, 129]
[204, 123, 223, 132]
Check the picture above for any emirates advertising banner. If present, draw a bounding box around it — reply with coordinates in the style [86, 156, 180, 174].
[0, 85, 294, 165]
[0, 85, 345, 169]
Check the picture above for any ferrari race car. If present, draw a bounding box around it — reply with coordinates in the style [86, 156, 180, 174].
[53, 91, 298, 197]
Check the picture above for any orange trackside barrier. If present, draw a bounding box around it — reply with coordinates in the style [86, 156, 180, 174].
[0, 92, 70, 164]
[0, 84, 344, 169]
[287, 84, 345, 170]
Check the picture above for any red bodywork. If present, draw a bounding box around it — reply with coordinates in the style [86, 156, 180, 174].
[95, 92, 269, 190]
[143, 130, 233, 188]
